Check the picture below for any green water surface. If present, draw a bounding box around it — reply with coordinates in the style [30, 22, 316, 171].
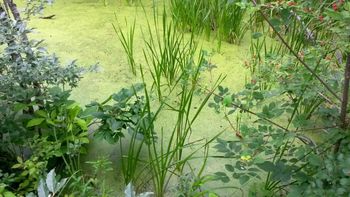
[27, 0, 251, 195]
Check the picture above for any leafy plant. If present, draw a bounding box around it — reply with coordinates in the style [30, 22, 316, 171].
[85, 83, 151, 144]
[209, 1, 350, 196]
[124, 182, 153, 197]
[33, 168, 68, 197]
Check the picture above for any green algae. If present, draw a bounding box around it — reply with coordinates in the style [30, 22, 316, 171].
[27, 0, 251, 195]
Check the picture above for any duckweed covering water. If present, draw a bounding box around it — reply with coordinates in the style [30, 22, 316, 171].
[27, 0, 250, 194]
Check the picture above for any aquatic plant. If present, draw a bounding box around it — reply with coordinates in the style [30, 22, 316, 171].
[143, 9, 198, 98]
[170, 0, 248, 47]
[114, 20, 137, 75]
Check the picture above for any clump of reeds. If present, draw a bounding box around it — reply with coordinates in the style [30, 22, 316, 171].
[113, 20, 137, 75]
[170, 0, 248, 47]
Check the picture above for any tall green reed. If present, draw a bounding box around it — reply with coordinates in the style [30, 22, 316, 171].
[114, 6, 226, 196]
[170, 0, 248, 47]
[142, 8, 197, 99]
[113, 20, 137, 75]
[140, 47, 225, 195]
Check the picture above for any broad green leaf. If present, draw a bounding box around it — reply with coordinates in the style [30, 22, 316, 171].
[223, 96, 232, 107]
[35, 110, 47, 118]
[4, 191, 16, 197]
[27, 118, 45, 127]
[253, 92, 264, 100]
[214, 172, 230, 183]
[257, 161, 274, 172]
[239, 175, 250, 185]
[75, 118, 88, 130]
[225, 164, 235, 172]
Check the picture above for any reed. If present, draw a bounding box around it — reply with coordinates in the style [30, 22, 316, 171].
[142, 8, 197, 98]
[170, 0, 248, 46]
[115, 6, 225, 196]
[113, 20, 137, 75]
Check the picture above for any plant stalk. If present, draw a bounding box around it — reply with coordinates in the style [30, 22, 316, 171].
[335, 53, 350, 152]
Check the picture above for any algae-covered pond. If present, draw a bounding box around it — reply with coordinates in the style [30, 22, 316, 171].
[27, 0, 250, 195]
[4, 0, 342, 196]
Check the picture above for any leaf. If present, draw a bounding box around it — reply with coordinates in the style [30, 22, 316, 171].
[227, 109, 236, 115]
[80, 106, 98, 118]
[225, 164, 235, 172]
[56, 178, 68, 193]
[270, 18, 281, 31]
[13, 103, 28, 112]
[213, 143, 229, 153]
[125, 182, 136, 197]
[35, 110, 47, 118]
[4, 191, 16, 197]
[239, 175, 250, 185]
[107, 118, 122, 131]
[38, 179, 49, 197]
[75, 118, 88, 130]
[46, 169, 57, 193]
[252, 32, 263, 39]
[79, 137, 90, 144]
[308, 154, 321, 167]
[27, 118, 45, 127]
[223, 96, 232, 107]
[214, 172, 230, 183]
[68, 106, 81, 120]
[214, 95, 222, 103]
[11, 164, 22, 169]
[257, 161, 275, 172]
[253, 92, 264, 100]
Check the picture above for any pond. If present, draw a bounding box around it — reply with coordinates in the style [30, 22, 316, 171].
[28, 0, 251, 195]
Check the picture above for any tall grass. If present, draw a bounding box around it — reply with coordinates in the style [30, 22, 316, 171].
[113, 20, 137, 75]
[139, 65, 224, 196]
[170, 0, 248, 47]
[114, 6, 225, 196]
[142, 9, 198, 98]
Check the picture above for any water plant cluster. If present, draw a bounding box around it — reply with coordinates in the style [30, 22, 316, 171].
[1, 0, 350, 196]
[170, 0, 248, 46]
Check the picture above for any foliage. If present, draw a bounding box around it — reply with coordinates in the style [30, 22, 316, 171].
[0, 1, 91, 195]
[124, 182, 153, 197]
[25, 168, 68, 197]
[85, 83, 154, 144]
[210, 0, 350, 196]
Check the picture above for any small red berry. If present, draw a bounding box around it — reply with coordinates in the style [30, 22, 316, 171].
[332, 3, 338, 11]
[319, 15, 324, 22]
[288, 1, 297, 6]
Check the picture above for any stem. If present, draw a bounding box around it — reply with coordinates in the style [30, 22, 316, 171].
[334, 53, 350, 152]
[340, 53, 350, 128]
